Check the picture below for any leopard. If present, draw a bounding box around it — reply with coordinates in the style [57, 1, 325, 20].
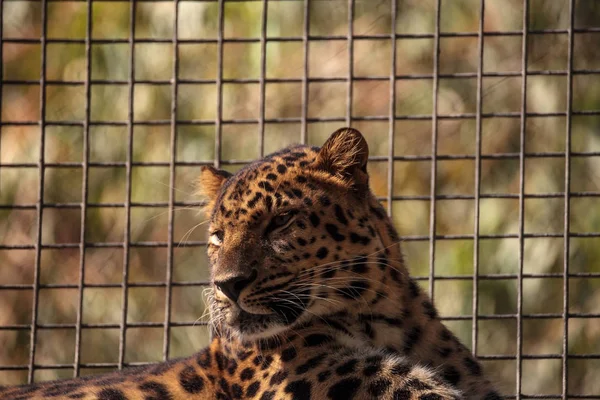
[0, 128, 502, 400]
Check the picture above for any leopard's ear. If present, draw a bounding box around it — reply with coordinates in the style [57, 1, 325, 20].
[315, 127, 369, 189]
[197, 166, 232, 211]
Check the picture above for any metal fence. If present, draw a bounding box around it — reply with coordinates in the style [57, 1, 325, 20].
[1, 0, 599, 399]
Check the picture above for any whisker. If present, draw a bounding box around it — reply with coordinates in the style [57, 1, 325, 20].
[296, 260, 407, 288]
[293, 279, 395, 308]
[178, 219, 211, 247]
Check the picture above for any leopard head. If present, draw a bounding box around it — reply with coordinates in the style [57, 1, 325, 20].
[198, 128, 404, 341]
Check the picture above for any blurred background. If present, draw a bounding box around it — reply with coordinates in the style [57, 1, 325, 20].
[1, 0, 600, 397]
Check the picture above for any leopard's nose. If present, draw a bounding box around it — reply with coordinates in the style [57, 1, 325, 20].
[214, 269, 258, 303]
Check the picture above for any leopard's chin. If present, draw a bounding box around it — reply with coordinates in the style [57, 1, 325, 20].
[222, 307, 275, 336]
[218, 288, 311, 341]
[222, 306, 306, 342]
[236, 323, 291, 343]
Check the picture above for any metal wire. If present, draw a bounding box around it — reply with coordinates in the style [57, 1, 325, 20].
[346, 0, 354, 128]
[386, 0, 397, 218]
[428, 0, 441, 308]
[0, 1, 3, 184]
[0, 1, 599, 398]
[300, 0, 310, 145]
[214, 0, 225, 169]
[562, 1, 576, 398]
[471, 0, 485, 360]
[27, 0, 48, 383]
[163, 0, 181, 361]
[516, 0, 530, 396]
[258, 0, 267, 158]
[72, 0, 93, 378]
[118, 0, 137, 371]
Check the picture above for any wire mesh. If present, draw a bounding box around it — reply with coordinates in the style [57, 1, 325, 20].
[1, 0, 600, 399]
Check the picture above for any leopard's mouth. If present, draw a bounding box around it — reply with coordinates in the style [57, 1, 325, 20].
[222, 307, 279, 338]
[222, 287, 312, 339]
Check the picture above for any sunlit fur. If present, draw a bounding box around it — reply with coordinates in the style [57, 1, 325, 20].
[200, 135, 388, 342]
[195, 128, 499, 399]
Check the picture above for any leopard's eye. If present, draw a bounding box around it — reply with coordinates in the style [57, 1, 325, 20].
[272, 213, 293, 228]
[209, 230, 224, 247]
[265, 212, 297, 235]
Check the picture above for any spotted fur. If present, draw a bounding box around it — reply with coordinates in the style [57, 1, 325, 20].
[1, 128, 500, 399]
